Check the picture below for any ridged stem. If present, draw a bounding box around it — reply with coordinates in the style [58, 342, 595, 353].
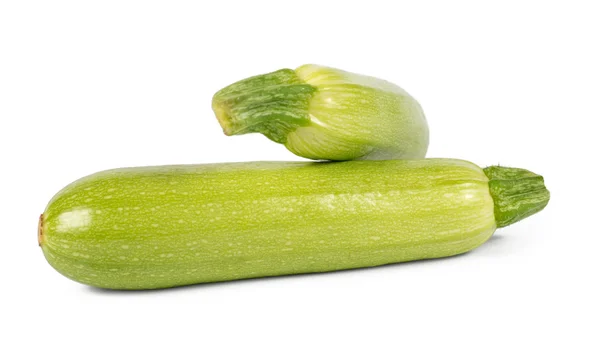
[211, 69, 317, 143]
[484, 166, 550, 228]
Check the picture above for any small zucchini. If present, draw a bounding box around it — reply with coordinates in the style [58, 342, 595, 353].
[212, 64, 429, 161]
[39, 159, 549, 289]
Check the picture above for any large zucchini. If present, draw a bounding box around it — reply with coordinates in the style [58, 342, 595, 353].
[39, 159, 549, 289]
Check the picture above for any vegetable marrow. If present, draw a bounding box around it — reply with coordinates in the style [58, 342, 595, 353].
[212, 64, 429, 161]
[39, 159, 549, 290]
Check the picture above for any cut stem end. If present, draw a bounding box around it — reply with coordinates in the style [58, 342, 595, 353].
[38, 214, 45, 246]
[212, 103, 235, 136]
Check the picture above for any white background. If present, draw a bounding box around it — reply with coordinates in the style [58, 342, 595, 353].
[1, 1, 599, 353]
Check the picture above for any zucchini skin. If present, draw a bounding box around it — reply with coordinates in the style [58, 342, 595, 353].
[40, 159, 496, 289]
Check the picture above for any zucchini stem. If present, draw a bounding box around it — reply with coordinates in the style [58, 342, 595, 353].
[211, 69, 316, 143]
[484, 166, 550, 228]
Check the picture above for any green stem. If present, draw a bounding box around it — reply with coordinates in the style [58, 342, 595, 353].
[211, 69, 317, 144]
[484, 166, 550, 228]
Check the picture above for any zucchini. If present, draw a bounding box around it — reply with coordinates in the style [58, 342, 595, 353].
[39, 159, 549, 289]
[212, 64, 429, 161]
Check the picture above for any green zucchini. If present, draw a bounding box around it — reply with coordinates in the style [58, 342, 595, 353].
[39, 159, 549, 290]
[212, 64, 429, 161]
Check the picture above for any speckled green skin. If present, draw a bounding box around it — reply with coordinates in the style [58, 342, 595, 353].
[39, 159, 547, 290]
[212, 64, 429, 161]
